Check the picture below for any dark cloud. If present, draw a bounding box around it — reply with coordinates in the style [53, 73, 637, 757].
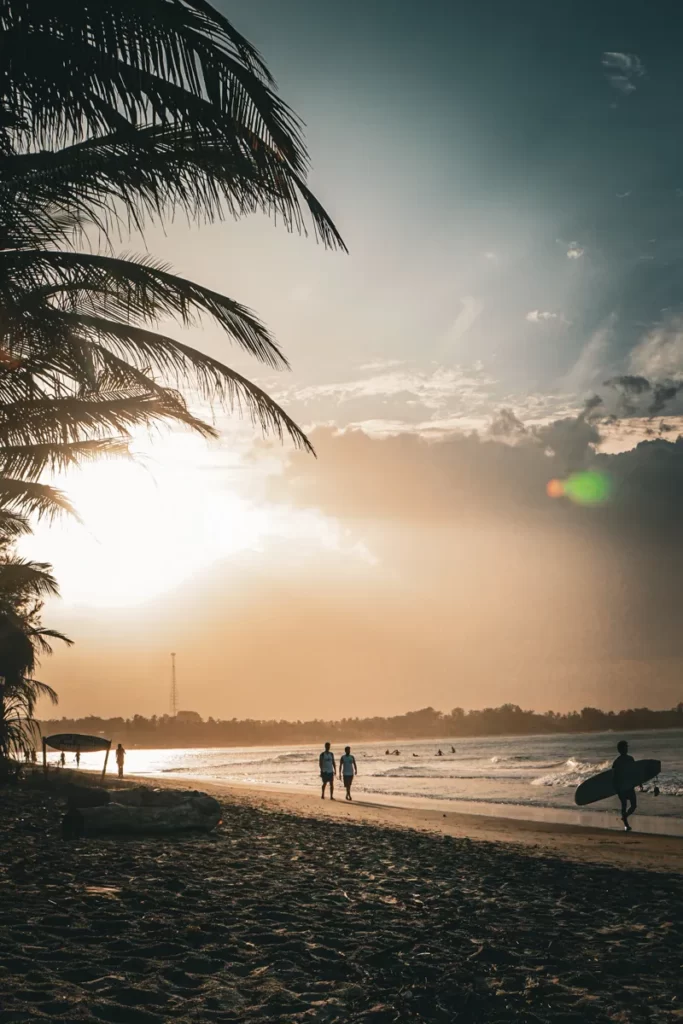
[605, 375, 651, 395]
[280, 422, 683, 535]
[605, 374, 683, 418]
[488, 407, 528, 441]
[650, 380, 683, 416]
[271, 422, 683, 693]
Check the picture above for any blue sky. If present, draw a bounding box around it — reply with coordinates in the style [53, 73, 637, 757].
[154, 0, 683, 435]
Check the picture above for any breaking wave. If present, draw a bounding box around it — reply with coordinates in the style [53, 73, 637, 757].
[533, 758, 618, 788]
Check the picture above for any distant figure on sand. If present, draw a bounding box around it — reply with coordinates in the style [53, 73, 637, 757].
[339, 746, 357, 801]
[319, 742, 336, 800]
[613, 740, 637, 831]
[437, 749, 443, 756]
[75, 749, 80, 768]
[115, 744, 126, 778]
[451, 746, 456, 753]
[59, 751, 65, 768]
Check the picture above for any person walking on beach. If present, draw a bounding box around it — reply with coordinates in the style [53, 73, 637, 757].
[319, 742, 336, 800]
[613, 740, 637, 831]
[115, 743, 126, 779]
[339, 746, 357, 800]
[75, 749, 81, 768]
[59, 751, 65, 768]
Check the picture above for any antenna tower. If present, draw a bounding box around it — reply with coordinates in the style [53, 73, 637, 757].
[170, 652, 177, 716]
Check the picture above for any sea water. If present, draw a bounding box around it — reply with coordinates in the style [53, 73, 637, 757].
[50, 729, 683, 834]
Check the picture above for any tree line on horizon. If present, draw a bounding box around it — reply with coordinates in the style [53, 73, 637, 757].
[0, 0, 343, 773]
[40, 702, 683, 748]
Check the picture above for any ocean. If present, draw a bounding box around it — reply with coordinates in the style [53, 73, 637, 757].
[52, 728, 683, 836]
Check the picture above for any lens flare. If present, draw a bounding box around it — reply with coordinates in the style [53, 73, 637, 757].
[546, 471, 611, 506]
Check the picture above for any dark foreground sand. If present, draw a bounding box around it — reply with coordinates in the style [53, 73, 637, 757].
[1, 776, 682, 1024]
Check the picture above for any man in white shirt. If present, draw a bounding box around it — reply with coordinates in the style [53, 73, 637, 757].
[339, 746, 357, 801]
[319, 742, 336, 800]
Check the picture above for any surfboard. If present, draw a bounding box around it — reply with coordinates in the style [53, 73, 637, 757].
[574, 758, 661, 806]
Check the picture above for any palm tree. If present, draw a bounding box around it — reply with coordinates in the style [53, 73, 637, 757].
[0, 574, 68, 772]
[0, 0, 346, 469]
[0, 1, 347, 757]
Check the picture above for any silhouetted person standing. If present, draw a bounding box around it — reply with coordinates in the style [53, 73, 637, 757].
[116, 743, 126, 779]
[59, 751, 65, 768]
[613, 740, 636, 831]
[339, 746, 357, 800]
[319, 742, 335, 800]
[75, 749, 81, 768]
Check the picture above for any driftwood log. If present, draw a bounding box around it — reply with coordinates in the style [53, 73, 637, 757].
[63, 783, 110, 809]
[62, 789, 222, 838]
[111, 787, 213, 808]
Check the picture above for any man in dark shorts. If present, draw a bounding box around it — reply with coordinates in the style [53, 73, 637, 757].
[613, 740, 636, 831]
[319, 742, 336, 800]
[339, 746, 357, 800]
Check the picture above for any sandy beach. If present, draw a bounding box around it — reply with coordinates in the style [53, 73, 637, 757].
[170, 777, 683, 874]
[1, 773, 682, 1023]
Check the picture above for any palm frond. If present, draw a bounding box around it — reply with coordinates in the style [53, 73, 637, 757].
[0, 478, 77, 521]
[0, 508, 30, 538]
[0, 437, 130, 482]
[0, 122, 347, 249]
[0, 392, 218, 446]
[26, 630, 73, 657]
[0, 0, 346, 249]
[3, 248, 288, 368]
[7, 676, 59, 705]
[0, 0, 304, 151]
[0, 249, 313, 450]
[0, 558, 60, 598]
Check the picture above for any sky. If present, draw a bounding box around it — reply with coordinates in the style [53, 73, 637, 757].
[25, 0, 683, 720]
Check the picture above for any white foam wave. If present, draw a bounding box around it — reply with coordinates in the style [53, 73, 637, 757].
[531, 758, 611, 788]
[372, 766, 448, 779]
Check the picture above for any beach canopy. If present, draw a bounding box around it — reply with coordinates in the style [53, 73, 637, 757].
[44, 733, 110, 753]
[43, 734, 112, 779]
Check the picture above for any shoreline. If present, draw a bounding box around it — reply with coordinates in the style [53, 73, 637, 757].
[120, 772, 683, 873]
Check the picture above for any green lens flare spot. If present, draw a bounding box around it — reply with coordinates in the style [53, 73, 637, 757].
[563, 470, 611, 506]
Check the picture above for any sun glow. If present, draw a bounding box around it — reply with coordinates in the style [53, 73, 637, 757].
[20, 433, 367, 608]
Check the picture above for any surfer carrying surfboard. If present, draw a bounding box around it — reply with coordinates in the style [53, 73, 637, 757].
[613, 740, 637, 831]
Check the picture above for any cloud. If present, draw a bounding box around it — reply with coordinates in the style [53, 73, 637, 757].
[562, 318, 615, 391]
[488, 407, 528, 441]
[489, 395, 603, 470]
[566, 241, 585, 259]
[604, 374, 652, 416]
[629, 318, 683, 378]
[209, 404, 683, 713]
[650, 381, 683, 416]
[277, 408, 683, 532]
[438, 296, 484, 355]
[526, 310, 566, 323]
[359, 359, 405, 372]
[289, 367, 490, 408]
[270, 423, 683, 688]
[602, 51, 645, 94]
